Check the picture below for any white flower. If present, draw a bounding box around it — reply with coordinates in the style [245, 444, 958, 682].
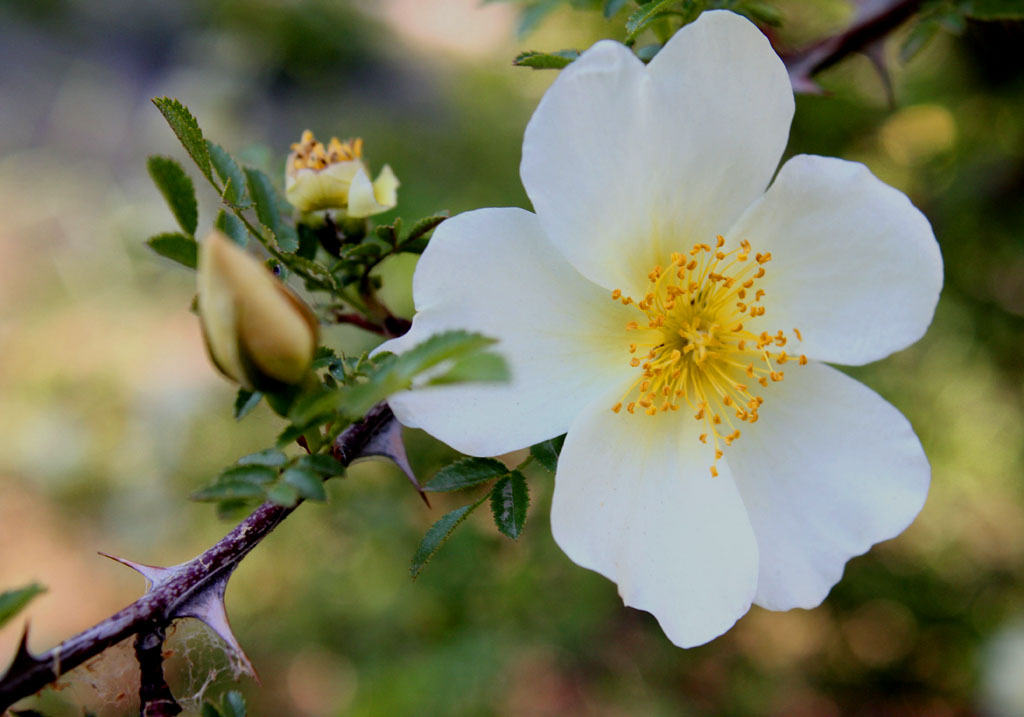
[379, 10, 943, 647]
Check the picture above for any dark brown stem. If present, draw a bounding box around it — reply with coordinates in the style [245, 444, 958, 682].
[135, 624, 181, 716]
[332, 310, 389, 336]
[0, 403, 396, 711]
[779, 0, 923, 91]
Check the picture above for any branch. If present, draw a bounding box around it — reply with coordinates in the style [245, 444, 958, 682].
[780, 0, 924, 93]
[0, 402, 397, 711]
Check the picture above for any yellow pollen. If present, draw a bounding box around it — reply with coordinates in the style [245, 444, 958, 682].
[610, 237, 805, 475]
[290, 129, 363, 172]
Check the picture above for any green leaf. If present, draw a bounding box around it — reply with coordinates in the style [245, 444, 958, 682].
[207, 141, 249, 207]
[266, 481, 300, 507]
[900, 16, 942, 62]
[191, 480, 266, 502]
[427, 351, 510, 385]
[215, 210, 248, 247]
[234, 388, 262, 420]
[402, 212, 448, 245]
[740, 0, 782, 26]
[530, 434, 566, 473]
[518, 0, 564, 37]
[635, 43, 662, 62]
[282, 467, 327, 502]
[221, 691, 247, 717]
[965, 0, 1024, 19]
[237, 449, 288, 468]
[410, 497, 487, 579]
[220, 464, 278, 484]
[0, 583, 46, 628]
[604, 0, 628, 18]
[427, 457, 509, 492]
[147, 155, 198, 235]
[626, 0, 681, 39]
[245, 167, 298, 252]
[490, 471, 530, 539]
[294, 454, 345, 477]
[146, 232, 198, 269]
[201, 704, 222, 717]
[151, 97, 212, 180]
[513, 49, 580, 69]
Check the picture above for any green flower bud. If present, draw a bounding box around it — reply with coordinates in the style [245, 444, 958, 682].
[197, 231, 319, 391]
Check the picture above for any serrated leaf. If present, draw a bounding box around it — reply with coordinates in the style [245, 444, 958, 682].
[626, 0, 681, 39]
[490, 471, 529, 539]
[530, 434, 566, 473]
[219, 464, 278, 484]
[276, 423, 307, 448]
[513, 49, 580, 69]
[294, 454, 345, 477]
[147, 155, 198, 235]
[191, 480, 266, 502]
[266, 481, 299, 507]
[410, 497, 487, 579]
[402, 212, 448, 245]
[604, 0, 628, 17]
[207, 141, 249, 207]
[965, 0, 1024, 19]
[427, 457, 509, 492]
[427, 351, 510, 385]
[245, 167, 298, 252]
[146, 232, 198, 269]
[152, 97, 212, 180]
[234, 388, 262, 420]
[281, 467, 327, 501]
[0, 583, 46, 628]
[237, 449, 288, 468]
[215, 209, 248, 247]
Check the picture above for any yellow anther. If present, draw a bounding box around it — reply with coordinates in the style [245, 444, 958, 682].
[716, 235, 725, 248]
[612, 402, 623, 413]
[710, 466, 719, 477]
[799, 355, 808, 365]
[611, 289, 622, 300]
[793, 328, 803, 341]
[715, 449, 724, 459]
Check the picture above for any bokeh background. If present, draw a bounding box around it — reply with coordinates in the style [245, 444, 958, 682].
[1, 0, 1023, 715]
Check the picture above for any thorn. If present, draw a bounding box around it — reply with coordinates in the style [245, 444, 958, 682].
[4, 623, 43, 676]
[174, 574, 258, 684]
[355, 415, 428, 506]
[99, 552, 177, 592]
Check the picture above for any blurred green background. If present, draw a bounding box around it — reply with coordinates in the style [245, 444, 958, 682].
[1, 0, 1023, 715]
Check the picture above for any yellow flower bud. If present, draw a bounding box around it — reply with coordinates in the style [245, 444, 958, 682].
[285, 129, 399, 217]
[197, 231, 319, 391]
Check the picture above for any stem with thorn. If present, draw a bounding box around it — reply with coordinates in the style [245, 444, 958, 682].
[0, 402, 397, 712]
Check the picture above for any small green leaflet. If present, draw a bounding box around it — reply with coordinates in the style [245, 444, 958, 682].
[626, 0, 683, 40]
[146, 232, 198, 269]
[237, 449, 288, 468]
[426, 457, 508, 492]
[202, 689, 247, 717]
[244, 167, 299, 252]
[266, 481, 300, 508]
[147, 155, 198, 235]
[282, 467, 327, 502]
[410, 496, 487, 579]
[234, 388, 262, 419]
[490, 471, 530, 540]
[530, 434, 566, 473]
[191, 481, 266, 502]
[152, 97, 212, 181]
[207, 141, 249, 207]
[402, 212, 448, 246]
[216, 210, 249, 247]
[293, 453, 345, 478]
[0, 583, 46, 628]
[513, 49, 579, 69]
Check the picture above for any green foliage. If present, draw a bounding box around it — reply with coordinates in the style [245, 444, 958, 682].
[626, 0, 688, 40]
[234, 389, 262, 420]
[152, 97, 213, 181]
[965, 0, 1024, 18]
[604, 0, 629, 18]
[215, 209, 249, 246]
[0, 583, 46, 628]
[266, 481, 300, 507]
[244, 167, 299, 252]
[410, 497, 488, 579]
[202, 690, 247, 717]
[145, 232, 198, 269]
[426, 457, 509, 492]
[207, 141, 250, 208]
[530, 434, 566, 472]
[490, 471, 530, 539]
[513, 49, 580, 69]
[293, 453, 346, 478]
[147, 156, 198, 236]
[282, 467, 328, 502]
[237, 449, 288, 467]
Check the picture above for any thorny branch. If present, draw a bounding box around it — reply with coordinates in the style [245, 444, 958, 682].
[0, 402, 398, 713]
[779, 0, 924, 93]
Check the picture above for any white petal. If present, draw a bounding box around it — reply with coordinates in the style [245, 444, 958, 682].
[552, 383, 759, 647]
[521, 10, 793, 297]
[726, 154, 943, 365]
[725, 361, 930, 610]
[379, 208, 634, 457]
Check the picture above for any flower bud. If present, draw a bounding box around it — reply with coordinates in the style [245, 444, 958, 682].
[197, 231, 319, 391]
[285, 130, 399, 217]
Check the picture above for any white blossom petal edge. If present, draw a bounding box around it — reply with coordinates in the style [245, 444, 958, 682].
[379, 10, 943, 648]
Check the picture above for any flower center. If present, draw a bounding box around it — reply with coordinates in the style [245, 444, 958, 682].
[610, 236, 807, 476]
[290, 129, 363, 172]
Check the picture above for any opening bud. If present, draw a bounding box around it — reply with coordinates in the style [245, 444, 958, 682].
[285, 129, 399, 217]
[197, 231, 319, 391]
